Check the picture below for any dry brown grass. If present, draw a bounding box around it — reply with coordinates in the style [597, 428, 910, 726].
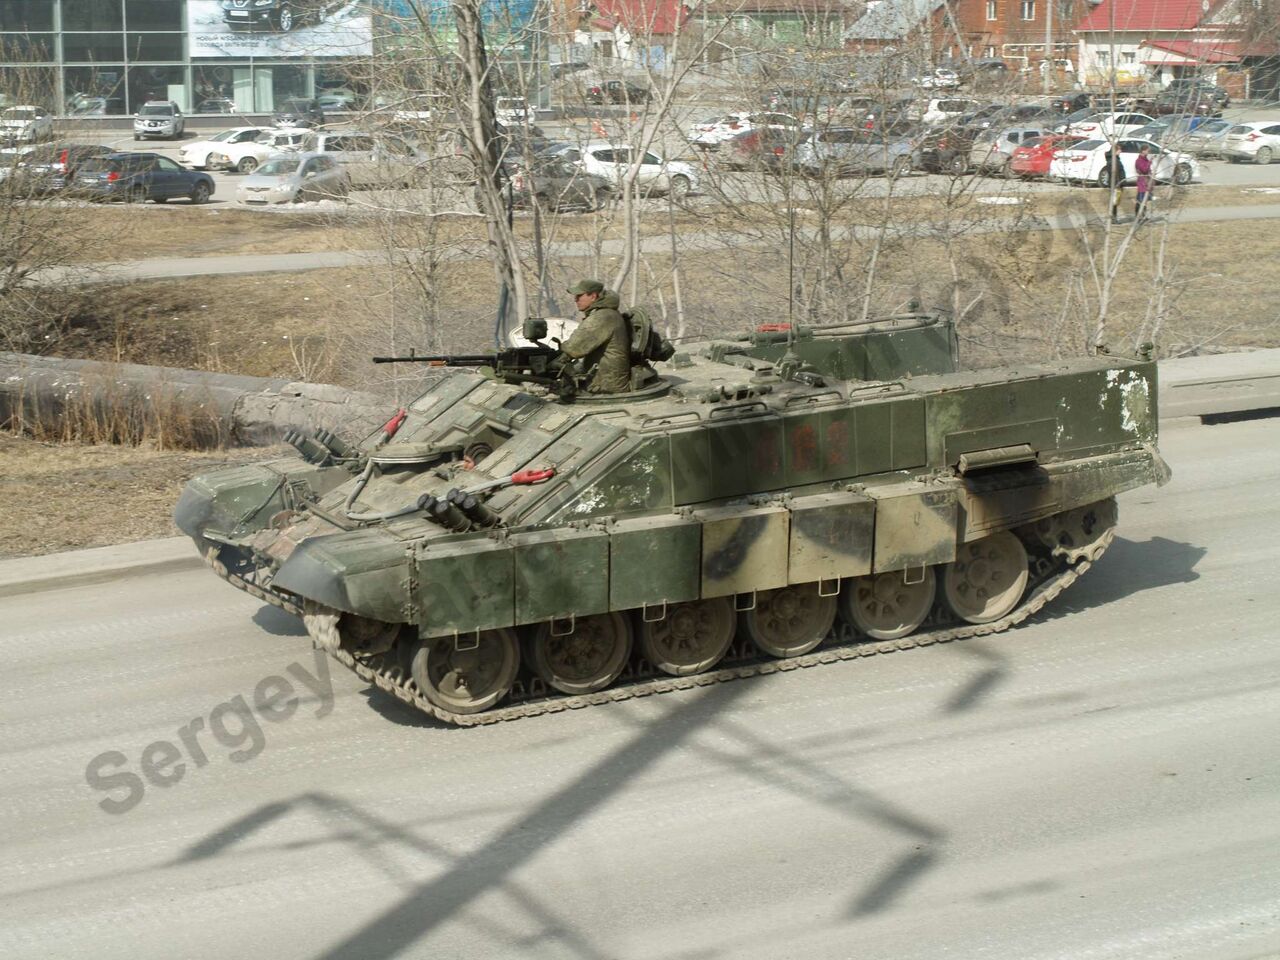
[0, 435, 287, 558]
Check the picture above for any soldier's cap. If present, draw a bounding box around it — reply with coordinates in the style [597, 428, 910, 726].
[567, 279, 604, 296]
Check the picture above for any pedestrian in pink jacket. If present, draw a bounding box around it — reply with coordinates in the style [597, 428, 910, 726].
[1134, 145, 1153, 221]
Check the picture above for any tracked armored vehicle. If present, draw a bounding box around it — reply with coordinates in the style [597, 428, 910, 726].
[176, 311, 1169, 725]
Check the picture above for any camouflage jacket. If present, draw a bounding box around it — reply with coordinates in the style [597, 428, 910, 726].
[560, 290, 631, 393]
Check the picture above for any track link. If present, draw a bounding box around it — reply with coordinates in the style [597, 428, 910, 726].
[203, 520, 1115, 728]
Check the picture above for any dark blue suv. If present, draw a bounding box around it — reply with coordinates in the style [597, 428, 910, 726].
[72, 153, 215, 204]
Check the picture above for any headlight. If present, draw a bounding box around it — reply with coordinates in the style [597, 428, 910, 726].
[210, 153, 228, 163]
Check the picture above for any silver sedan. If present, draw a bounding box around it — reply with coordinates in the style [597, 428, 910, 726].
[236, 151, 351, 205]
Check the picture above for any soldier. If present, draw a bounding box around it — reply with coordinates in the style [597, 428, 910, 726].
[560, 279, 633, 393]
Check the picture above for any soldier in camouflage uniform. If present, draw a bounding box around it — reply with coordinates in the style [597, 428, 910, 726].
[560, 279, 633, 394]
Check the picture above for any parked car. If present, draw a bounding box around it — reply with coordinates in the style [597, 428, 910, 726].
[0, 143, 38, 181]
[69, 97, 126, 117]
[1153, 79, 1229, 116]
[11, 142, 112, 194]
[1222, 121, 1280, 164]
[1050, 92, 1093, 115]
[916, 126, 977, 174]
[555, 142, 699, 198]
[921, 97, 982, 126]
[484, 154, 612, 212]
[196, 98, 238, 114]
[301, 130, 427, 188]
[1180, 117, 1234, 157]
[1048, 137, 1199, 186]
[222, 0, 346, 32]
[317, 93, 357, 113]
[237, 152, 350, 204]
[495, 97, 533, 124]
[793, 127, 917, 178]
[968, 124, 1053, 176]
[72, 152, 215, 203]
[687, 112, 803, 150]
[860, 99, 916, 132]
[272, 97, 325, 128]
[208, 128, 309, 173]
[586, 80, 651, 105]
[1007, 133, 1084, 179]
[960, 59, 1011, 87]
[1056, 112, 1155, 138]
[960, 102, 1055, 133]
[0, 106, 53, 144]
[912, 69, 960, 89]
[179, 126, 272, 169]
[133, 101, 185, 141]
[722, 126, 808, 172]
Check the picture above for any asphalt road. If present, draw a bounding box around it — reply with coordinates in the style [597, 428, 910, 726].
[1, 414, 1278, 960]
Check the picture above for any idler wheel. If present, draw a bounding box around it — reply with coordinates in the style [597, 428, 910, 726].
[942, 531, 1029, 624]
[741, 584, 836, 658]
[411, 629, 521, 715]
[840, 567, 936, 641]
[1029, 498, 1118, 563]
[528, 613, 633, 695]
[639, 598, 735, 676]
[303, 602, 401, 655]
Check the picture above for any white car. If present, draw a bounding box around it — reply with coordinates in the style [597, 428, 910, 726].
[920, 97, 982, 126]
[178, 126, 271, 169]
[913, 69, 960, 89]
[133, 100, 184, 141]
[208, 128, 309, 174]
[1221, 121, 1280, 164]
[0, 106, 53, 143]
[1048, 137, 1200, 187]
[1055, 112, 1155, 139]
[687, 112, 803, 150]
[556, 142, 699, 199]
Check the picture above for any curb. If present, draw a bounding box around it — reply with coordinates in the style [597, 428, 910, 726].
[0, 536, 204, 600]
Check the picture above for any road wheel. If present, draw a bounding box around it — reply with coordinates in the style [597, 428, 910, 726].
[942, 531, 1029, 624]
[236, 156, 258, 174]
[189, 181, 211, 205]
[590, 187, 610, 211]
[527, 613, 632, 695]
[1255, 146, 1273, 164]
[1096, 166, 1111, 188]
[276, 3, 295, 31]
[410, 629, 520, 715]
[890, 155, 912, 178]
[840, 568, 936, 641]
[668, 173, 691, 200]
[638, 597, 735, 676]
[740, 584, 836, 658]
[1001, 158, 1016, 179]
[133, 134, 140, 142]
[948, 154, 967, 175]
[1172, 162, 1192, 185]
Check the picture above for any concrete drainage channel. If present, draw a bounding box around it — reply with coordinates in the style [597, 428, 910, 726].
[1, 348, 1278, 594]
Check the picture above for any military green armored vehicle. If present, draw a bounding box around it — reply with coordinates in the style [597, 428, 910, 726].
[176, 311, 1169, 725]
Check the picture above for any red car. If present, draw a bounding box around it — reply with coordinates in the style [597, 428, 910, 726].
[1008, 133, 1084, 179]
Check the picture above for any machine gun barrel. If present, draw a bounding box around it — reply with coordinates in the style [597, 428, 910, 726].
[372, 354, 497, 365]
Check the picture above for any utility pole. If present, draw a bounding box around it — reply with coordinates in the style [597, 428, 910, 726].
[1043, 0, 1053, 94]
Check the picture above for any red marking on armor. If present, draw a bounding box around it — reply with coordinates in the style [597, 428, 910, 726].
[381, 408, 408, 439]
[791, 423, 818, 471]
[512, 467, 555, 485]
[825, 420, 851, 466]
[757, 323, 791, 332]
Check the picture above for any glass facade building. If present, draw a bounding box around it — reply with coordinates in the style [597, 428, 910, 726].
[0, 0, 376, 116]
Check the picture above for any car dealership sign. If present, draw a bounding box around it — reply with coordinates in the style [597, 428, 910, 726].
[187, 0, 374, 58]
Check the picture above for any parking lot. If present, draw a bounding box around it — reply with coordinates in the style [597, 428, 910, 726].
[9, 100, 1280, 216]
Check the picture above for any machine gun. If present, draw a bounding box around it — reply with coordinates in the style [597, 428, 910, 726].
[372, 320, 579, 399]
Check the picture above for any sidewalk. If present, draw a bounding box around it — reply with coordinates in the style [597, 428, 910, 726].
[34, 200, 1280, 286]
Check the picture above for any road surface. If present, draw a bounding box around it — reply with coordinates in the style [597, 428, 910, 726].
[1, 415, 1278, 960]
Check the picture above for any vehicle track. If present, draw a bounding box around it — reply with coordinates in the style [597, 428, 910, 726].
[204, 508, 1115, 728]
